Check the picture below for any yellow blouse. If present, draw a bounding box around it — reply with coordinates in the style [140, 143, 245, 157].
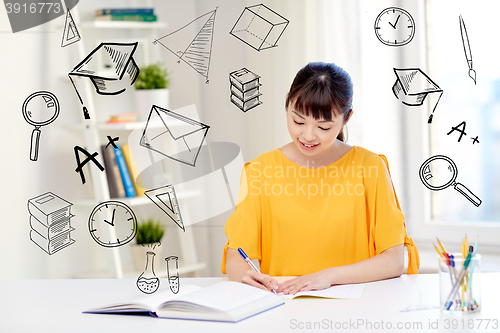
[221, 146, 419, 276]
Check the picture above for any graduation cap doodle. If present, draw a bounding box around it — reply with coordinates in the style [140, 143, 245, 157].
[68, 42, 140, 120]
[392, 68, 443, 124]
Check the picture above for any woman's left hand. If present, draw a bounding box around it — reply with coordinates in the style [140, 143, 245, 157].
[276, 269, 334, 295]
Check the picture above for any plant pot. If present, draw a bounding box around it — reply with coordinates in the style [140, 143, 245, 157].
[135, 88, 170, 121]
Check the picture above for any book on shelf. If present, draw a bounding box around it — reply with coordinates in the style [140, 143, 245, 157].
[106, 112, 137, 124]
[121, 143, 145, 196]
[114, 144, 136, 198]
[84, 281, 284, 323]
[94, 14, 157, 22]
[95, 8, 154, 16]
[101, 145, 126, 199]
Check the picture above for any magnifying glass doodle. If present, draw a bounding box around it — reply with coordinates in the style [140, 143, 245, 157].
[22, 91, 60, 161]
[419, 155, 482, 207]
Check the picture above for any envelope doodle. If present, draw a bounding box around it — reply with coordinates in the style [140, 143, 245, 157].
[139, 105, 210, 166]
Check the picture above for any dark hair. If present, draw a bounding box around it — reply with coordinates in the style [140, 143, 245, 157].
[285, 62, 353, 142]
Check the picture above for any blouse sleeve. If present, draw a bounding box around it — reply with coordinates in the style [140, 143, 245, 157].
[221, 162, 263, 274]
[375, 155, 420, 274]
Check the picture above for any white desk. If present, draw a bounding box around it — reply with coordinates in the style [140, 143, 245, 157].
[1, 274, 499, 333]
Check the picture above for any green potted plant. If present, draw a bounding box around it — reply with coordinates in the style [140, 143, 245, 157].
[130, 217, 166, 271]
[134, 63, 171, 121]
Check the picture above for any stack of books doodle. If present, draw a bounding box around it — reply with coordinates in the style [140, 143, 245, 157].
[28, 192, 75, 255]
[94, 8, 157, 22]
[230, 68, 262, 112]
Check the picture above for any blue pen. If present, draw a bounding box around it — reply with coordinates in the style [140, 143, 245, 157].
[238, 247, 277, 294]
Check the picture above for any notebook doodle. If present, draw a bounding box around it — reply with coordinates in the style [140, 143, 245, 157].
[153, 7, 217, 84]
[230, 3, 289, 52]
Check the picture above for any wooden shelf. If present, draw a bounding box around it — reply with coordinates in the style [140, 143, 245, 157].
[73, 190, 202, 207]
[82, 21, 167, 29]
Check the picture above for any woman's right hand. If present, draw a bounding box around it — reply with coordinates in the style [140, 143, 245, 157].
[240, 269, 278, 292]
[225, 248, 278, 292]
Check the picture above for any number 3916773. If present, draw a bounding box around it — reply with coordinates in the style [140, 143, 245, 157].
[5, 3, 61, 14]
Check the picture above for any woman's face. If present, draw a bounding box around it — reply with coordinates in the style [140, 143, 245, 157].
[286, 107, 346, 157]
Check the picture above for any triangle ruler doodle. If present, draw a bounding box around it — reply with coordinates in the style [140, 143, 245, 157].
[153, 7, 218, 83]
[145, 185, 185, 231]
[61, 9, 81, 47]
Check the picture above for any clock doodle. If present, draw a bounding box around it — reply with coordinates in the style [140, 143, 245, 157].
[374, 7, 415, 46]
[88, 201, 137, 247]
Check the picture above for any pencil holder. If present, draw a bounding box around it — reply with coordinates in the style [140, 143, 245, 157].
[439, 253, 481, 313]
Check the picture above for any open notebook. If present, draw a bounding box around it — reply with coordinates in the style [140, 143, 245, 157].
[84, 281, 284, 323]
[85, 281, 366, 322]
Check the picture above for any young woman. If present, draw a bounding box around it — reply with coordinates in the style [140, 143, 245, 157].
[222, 62, 419, 294]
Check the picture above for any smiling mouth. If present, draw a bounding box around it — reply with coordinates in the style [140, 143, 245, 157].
[299, 141, 319, 149]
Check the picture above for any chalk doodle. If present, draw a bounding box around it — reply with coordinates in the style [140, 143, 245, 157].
[28, 192, 75, 255]
[230, 3, 289, 52]
[68, 42, 140, 119]
[229, 68, 262, 112]
[419, 155, 482, 207]
[153, 7, 217, 84]
[392, 68, 443, 123]
[22, 91, 60, 161]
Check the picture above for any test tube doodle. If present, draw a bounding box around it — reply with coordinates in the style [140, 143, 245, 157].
[165, 256, 180, 294]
